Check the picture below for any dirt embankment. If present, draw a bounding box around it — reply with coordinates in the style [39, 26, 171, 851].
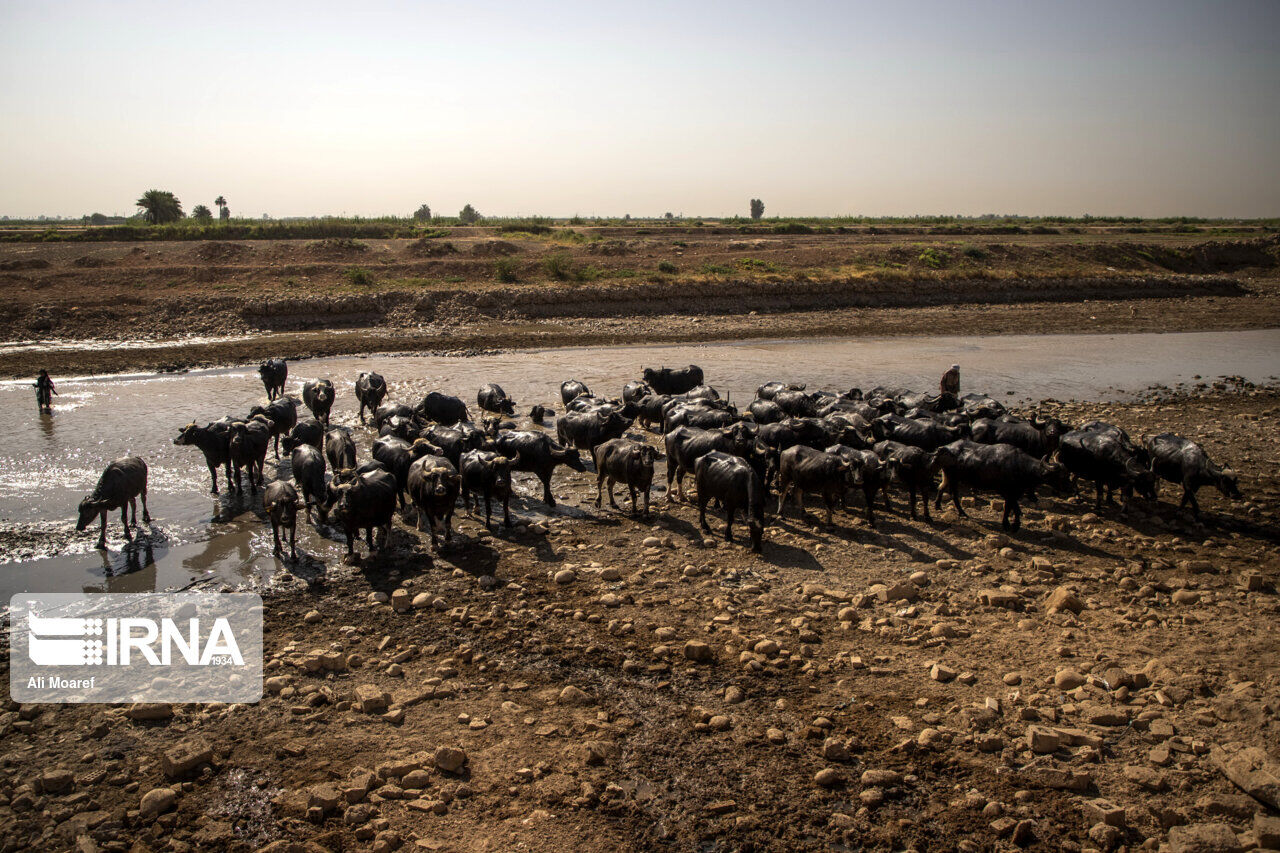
[0, 232, 1277, 378]
[0, 389, 1277, 852]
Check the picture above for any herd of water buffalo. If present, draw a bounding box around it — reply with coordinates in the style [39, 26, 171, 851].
[73, 358, 1242, 561]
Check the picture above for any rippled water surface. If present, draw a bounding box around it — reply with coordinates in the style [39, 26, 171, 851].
[1, 328, 1276, 599]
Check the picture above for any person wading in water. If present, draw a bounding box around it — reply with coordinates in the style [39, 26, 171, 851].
[940, 364, 960, 396]
[34, 369, 57, 414]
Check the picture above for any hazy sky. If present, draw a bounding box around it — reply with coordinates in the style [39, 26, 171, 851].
[1, 0, 1277, 219]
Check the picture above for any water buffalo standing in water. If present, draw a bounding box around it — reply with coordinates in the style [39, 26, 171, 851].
[229, 420, 270, 493]
[1143, 433, 1242, 519]
[477, 383, 516, 416]
[556, 410, 633, 453]
[302, 379, 336, 426]
[593, 438, 659, 516]
[756, 381, 805, 401]
[248, 398, 297, 458]
[460, 450, 514, 528]
[76, 456, 150, 549]
[354, 372, 388, 424]
[643, 365, 704, 395]
[263, 480, 299, 560]
[372, 402, 414, 430]
[529, 404, 550, 424]
[406, 454, 461, 550]
[290, 444, 327, 523]
[259, 359, 287, 401]
[282, 418, 324, 453]
[694, 451, 764, 552]
[932, 440, 1072, 531]
[324, 427, 357, 472]
[174, 420, 234, 494]
[560, 380, 592, 407]
[417, 391, 471, 426]
[487, 430, 585, 507]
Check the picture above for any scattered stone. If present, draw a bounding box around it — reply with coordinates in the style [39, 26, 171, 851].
[814, 767, 843, 788]
[355, 685, 391, 714]
[683, 640, 713, 663]
[126, 703, 173, 721]
[1172, 589, 1201, 606]
[1045, 586, 1084, 615]
[303, 609, 322, 624]
[433, 746, 467, 774]
[1165, 823, 1243, 853]
[558, 685, 592, 706]
[1054, 669, 1086, 690]
[1027, 726, 1060, 754]
[554, 569, 576, 585]
[930, 663, 957, 683]
[161, 737, 213, 779]
[139, 787, 177, 819]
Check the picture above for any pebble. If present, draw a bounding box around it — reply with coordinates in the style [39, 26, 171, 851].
[814, 767, 843, 788]
[139, 787, 177, 819]
[303, 610, 322, 624]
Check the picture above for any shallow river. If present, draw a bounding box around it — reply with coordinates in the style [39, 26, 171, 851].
[1, 328, 1276, 599]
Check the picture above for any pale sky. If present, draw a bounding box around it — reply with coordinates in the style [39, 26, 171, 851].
[1, 0, 1277, 219]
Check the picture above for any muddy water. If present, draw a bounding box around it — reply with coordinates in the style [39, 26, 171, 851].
[1, 328, 1276, 599]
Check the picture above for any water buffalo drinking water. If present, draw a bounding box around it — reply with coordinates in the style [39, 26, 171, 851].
[76, 456, 151, 549]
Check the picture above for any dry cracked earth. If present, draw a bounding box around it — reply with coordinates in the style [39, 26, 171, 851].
[0, 388, 1278, 853]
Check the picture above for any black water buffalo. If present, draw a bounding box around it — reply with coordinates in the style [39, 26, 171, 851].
[372, 402, 415, 430]
[487, 430, 585, 507]
[354, 372, 388, 424]
[773, 389, 819, 418]
[643, 364, 704, 395]
[899, 391, 959, 413]
[932, 440, 1072, 531]
[556, 410, 633, 453]
[695, 451, 765, 552]
[561, 380, 592, 406]
[971, 417, 1067, 459]
[1058, 429, 1157, 511]
[424, 424, 487, 467]
[76, 456, 151, 549]
[478, 383, 516, 416]
[460, 450, 514, 528]
[229, 420, 270, 493]
[406, 455, 460, 549]
[247, 398, 297, 458]
[593, 438, 659, 516]
[1144, 433, 1242, 519]
[174, 420, 233, 494]
[290, 444, 327, 523]
[259, 359, 287, 401]
[1078, 421, 1150, 467]
[664, 424, 754, 502]
[417, 391, 470, 426]
[622, 380, 654, 404]
[776, 445, 856, 526]
[302, 379, 336, 426]
[635, 394, 673, 432]
[263, 480, 299, 559]
[663, 401, 739, 432]
[873, 440, 936, 520]
[826, 444, 886, 526]
[872, 414, 967, 450]
[282, 418, 325, 454]
[325, 428, 357, 472]
[378, 415, 421, 442]
[959, 393, 1006, 420]
[372, 436, 441, 508]
[327, 468, 398, 558]
[756, 381, 805, 401]
[529, 404, 550, 424]
[748, 399, 786, 424]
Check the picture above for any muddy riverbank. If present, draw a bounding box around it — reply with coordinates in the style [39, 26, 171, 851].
[0, 385, 1277, 852]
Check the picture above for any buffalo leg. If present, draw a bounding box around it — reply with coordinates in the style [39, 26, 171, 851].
[96, 511, 109, 549]
[642, 485, 650, 517]
[483, 494, 492, 527]
[607, 479, 619, 510]
[443, 508, 453, 542]
[128, 497, 138, 527]
[723, 503, 735, 543]
[541, 472, 556, 507]
[595, 473, 605, 508]
[120, 507, 132, 541]
[502, 493, 511, 527]
[921, 482, 932, 520]
[140, 489, 150, 524]
[288, 522, 296, 560]
[271, 521, 282, 556]
[863, 484, 876, 526]
[208, 464, 219, 495]
[698, 493, 712, 533]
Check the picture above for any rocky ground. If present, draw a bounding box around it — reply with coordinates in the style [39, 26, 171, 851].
[0, 387, 1278, 852]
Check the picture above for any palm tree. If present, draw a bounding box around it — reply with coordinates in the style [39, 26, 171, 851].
[192, 204, 214, 222]
[214, 195, 229, 221]
[136, 190, 184, 225]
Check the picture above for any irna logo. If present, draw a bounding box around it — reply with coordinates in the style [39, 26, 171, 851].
[27, 612, 244, 667]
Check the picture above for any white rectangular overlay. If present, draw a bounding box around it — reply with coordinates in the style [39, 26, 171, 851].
[9, 593, 263, 703]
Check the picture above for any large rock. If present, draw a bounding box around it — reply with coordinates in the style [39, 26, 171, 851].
[1045, 586, 1084, 615]
[161, 737, 213, 779]
[139, 787, 177, 819]
[434, 746, 467, 774]
[683, 640, 713, 663]
[126, 702, 173, 721]
[355, 685, 391, 714]
[1165, 823, 1243, 853]
[1210, 746, 1280, 811]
